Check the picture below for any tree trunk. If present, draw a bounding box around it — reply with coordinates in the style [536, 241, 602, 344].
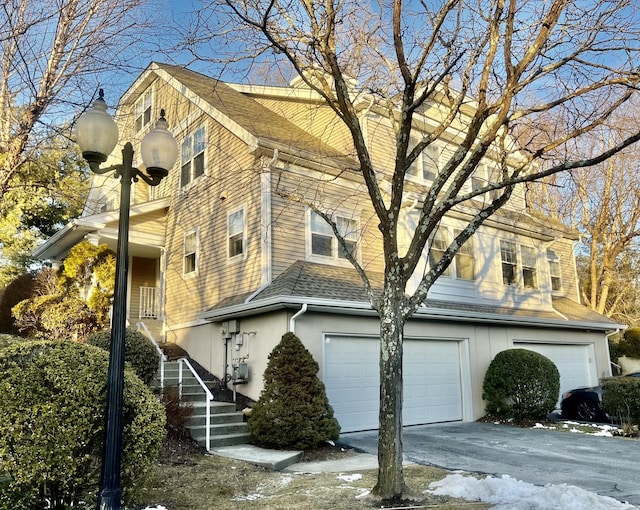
[373, 285, 406, 498]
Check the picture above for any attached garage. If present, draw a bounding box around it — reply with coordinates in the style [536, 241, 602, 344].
[323, 335, 465, 432]
[514, 342, 598, 397]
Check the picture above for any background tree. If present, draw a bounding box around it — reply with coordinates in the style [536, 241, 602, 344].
[528, 136, 640, 325]
[0, 141, 89, 286]
[0, 0, 160, 203]
[185, 0, 640, 498]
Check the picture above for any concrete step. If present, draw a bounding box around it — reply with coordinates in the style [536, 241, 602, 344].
[191, 421, 248, 438]
[188, 412, 243, 427]
[195, 432, 252, 448]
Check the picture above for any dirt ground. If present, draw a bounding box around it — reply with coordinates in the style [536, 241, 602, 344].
[136, 436, 491, 510]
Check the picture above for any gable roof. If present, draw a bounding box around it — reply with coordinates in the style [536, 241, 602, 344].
[147, 63, 357, 170]
[200, 260, 621, 331]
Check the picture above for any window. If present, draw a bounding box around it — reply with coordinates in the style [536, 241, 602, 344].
[183, 231, 198, 275]
[454, 229, 475, 280]
[135, 89, 152, 132]
[548, 249, 562, 291]
[428, 229, 451, 276]
[500, 240, 518, 286]
[471, 164, 500, 201]
[521, 245, 538, 289]
[180, 126, 206, 187]
[310, 211, 358, 260]
[407, 142, 439, 181]
[228, 208, 245, 259]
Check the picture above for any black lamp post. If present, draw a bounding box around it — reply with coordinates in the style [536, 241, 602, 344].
[76, 89, 178, 510]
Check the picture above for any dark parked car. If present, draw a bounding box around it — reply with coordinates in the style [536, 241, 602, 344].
[560, 372, 640, 423]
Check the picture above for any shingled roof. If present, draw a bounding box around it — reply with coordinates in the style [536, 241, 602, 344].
[202, 260, 619, 329]
[153, 63, 356, 168]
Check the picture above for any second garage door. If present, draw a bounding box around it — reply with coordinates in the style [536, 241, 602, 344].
[323, 336, 463, 432]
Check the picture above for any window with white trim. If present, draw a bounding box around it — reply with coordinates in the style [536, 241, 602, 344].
[500, 240, 518, 286]
[428, 228, 451, 277]
[471, 164, 500, 200]
[547, 249, 562, 291]
[183, 230, 198, 276]
[407, 142, 439, 181]
[454, 229, 475, 280]
[521, 245, 538, 289]
[180, 126, 206, 187]
[135, 89, 152, 133]
[309, 211, 358, 260]
[228, 207, 246, 260]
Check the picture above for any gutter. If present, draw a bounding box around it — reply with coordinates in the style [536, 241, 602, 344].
[198, 295, 621, 332]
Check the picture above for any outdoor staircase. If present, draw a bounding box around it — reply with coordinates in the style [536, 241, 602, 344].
[160, 360, 251, 449]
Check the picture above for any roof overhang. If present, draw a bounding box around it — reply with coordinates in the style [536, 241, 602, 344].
[198, 295, 622, 332]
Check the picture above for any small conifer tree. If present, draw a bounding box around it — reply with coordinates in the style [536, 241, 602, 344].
[248, 332, 340, 449]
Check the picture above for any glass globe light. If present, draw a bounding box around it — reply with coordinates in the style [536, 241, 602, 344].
[140, 110, 179, 180]
[76, 89, 119, 164]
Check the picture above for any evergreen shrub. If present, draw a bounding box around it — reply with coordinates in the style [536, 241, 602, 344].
[0, 333, 25, 350]
[482, 348, 560, 421]
[619, 328, 640, 359]
[87, 328, 160, 385]
[248, 332, 340, 449]
[602, 376, 640, 425]
[0, 340, 166, 509]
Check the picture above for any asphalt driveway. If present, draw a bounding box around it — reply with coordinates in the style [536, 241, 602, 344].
[340, 421, 640, 506]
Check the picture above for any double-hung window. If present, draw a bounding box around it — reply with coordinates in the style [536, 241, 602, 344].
[183, 230, 198, 276]
[135, 89, 152, 133]
[310, 211, 358, 260]
[407, 142, 439, 181]
[181, 126, 205, 187]
[428, 229, 451, 276]
[228, 207, 246, 260]
[471, 164, 500, 200]
[500, 240, 518, 286]
[521, 245, 538, 289]
[548, 249, 562, 291]
[454, 229, 475, 280]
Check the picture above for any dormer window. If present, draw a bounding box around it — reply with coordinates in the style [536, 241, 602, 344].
[548, 249, 562, 291]
[135, 89, 153, 132]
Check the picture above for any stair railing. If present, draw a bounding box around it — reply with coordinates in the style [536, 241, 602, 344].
[136, 321, 168, 388]
[177, 357, 214, 452]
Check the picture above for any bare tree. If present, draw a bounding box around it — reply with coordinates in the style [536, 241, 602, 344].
[0, 0, 159, 201]
[185, 0, 640, 499]
[528, 127, 640, 323]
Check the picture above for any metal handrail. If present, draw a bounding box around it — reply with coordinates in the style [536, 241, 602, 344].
[177, 357, 214, 452]
[136, 321, 167, 387]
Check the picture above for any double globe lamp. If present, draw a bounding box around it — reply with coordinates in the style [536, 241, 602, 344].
[76, 90, 178, 510]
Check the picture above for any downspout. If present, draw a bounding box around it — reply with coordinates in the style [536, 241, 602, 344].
[289, 303, 308, 334]
[606, 328, 621, 376]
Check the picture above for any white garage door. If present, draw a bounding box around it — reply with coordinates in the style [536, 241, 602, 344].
[514, 342, 597, 398]
[324, 336, 463, 432]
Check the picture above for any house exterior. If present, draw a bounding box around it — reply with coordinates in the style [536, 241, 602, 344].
[35, 62, 621, 433]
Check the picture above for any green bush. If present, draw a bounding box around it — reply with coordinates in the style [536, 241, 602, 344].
[0, 340, 166, 509]
[87, 328, 160, 386]
[0, 333, 25, 350]
[619, 328, 640, 359]
[482, 348, 560, 421]
[602, 376, 640, 425]
[248, 332, 340, 450]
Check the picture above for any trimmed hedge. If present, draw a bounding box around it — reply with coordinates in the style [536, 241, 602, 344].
[248, 332, 340, 450]
[602, 376, 640, 425]
[482, 348, 560, 421]
[87, 328, 160, 386]
[0, 340, 166, 509]
[0, 333, 25, 350]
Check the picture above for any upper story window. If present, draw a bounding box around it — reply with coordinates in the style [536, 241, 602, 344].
[183, 230, 198, 276]
[500, 240, 539, 288]
[407, 142, 439, 181]
[309, 210, 358, 261]
[228, 206, 246, 260]
[135, 89, 153, 132]
[181, 126, 206, 187]
[428, 228, 476, 280]
[547, 249, 562, 291]
[471, 164, 500, 201]
[500, 240, 518, 286]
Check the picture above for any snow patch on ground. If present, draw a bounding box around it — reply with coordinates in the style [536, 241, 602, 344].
[337, 473, 362, 482]
[427, 473, 636, 510]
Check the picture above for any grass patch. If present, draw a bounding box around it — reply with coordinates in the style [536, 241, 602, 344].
[136, 453, 491, 509]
